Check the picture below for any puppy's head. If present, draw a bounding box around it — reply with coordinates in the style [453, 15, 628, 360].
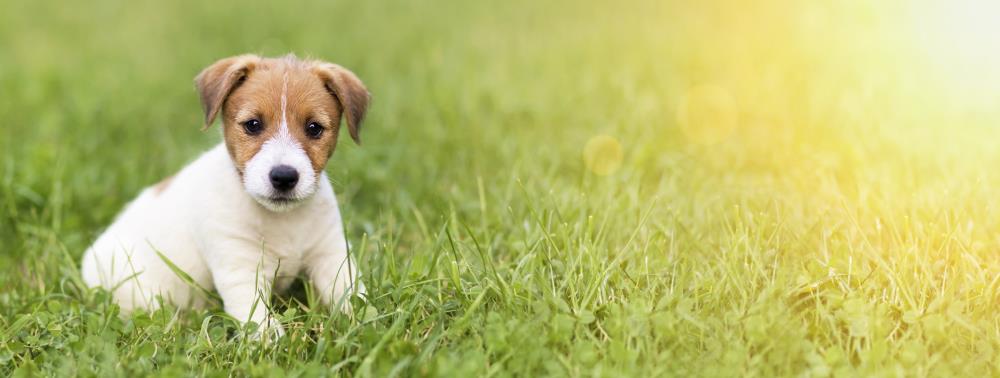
[195, 54, 370, 211]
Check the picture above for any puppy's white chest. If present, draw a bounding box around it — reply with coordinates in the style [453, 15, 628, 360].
[259, 224, 309, 261]
[252, 210, 326, 264]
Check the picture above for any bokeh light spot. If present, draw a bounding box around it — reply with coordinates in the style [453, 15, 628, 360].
[676, 84, 738, 144]
[583, 135, 623, 176]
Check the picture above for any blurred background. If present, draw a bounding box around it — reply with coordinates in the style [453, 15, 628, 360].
[3, 0, 998, 248]
[4, 0, 1000, 374]
[3, 0, 1000, 212]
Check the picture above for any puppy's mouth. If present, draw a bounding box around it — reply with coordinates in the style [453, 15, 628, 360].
[253, 193, 306, 212]
[270, 196, 295, 203]
[266, 194, 301, 204]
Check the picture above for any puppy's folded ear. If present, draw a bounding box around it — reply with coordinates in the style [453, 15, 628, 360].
[195, 54, 260, 130]
[312, 63, 371, 144]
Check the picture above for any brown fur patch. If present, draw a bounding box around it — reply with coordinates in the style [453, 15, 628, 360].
[153, 175, 174, 195]
[195, 55, 370, 176]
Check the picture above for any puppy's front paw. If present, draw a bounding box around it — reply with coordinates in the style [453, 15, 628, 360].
[333, 280, 366, 314]
[246, 317, 285, 342]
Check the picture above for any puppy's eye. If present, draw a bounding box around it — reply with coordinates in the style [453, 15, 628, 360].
[305, 122, 324, 139]
[242, 119, 263, 136]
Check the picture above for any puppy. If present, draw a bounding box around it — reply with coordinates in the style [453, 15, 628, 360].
[81, 54, 370, 336]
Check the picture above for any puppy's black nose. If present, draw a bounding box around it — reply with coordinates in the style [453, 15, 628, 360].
[269, 165, 299, 191]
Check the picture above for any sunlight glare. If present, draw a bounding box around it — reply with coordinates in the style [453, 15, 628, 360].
[911, 0, 1000, 103]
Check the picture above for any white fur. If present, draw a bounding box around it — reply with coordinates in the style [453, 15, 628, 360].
[81, 143, 363, 337]
[243, 132, 317, 212]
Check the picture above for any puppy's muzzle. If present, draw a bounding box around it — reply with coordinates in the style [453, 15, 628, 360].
[269, 165, 299, 191]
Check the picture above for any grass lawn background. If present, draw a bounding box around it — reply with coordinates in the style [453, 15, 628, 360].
[3, 0, 1000, 376]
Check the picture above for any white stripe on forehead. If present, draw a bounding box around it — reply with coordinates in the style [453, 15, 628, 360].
[263, 68, 303, 160]
[280, 71, 289, 134]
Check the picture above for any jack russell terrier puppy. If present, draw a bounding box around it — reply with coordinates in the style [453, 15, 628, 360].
[81, 54, 370, 337]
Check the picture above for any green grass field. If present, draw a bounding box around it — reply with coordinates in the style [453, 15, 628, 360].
[4, 0, 1000, 376]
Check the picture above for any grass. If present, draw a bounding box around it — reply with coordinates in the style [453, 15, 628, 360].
[4, 0, 1000, 376]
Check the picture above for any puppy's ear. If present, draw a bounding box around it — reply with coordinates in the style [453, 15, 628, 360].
[195, 54, 260, 130]
[312, 62, 371, 144]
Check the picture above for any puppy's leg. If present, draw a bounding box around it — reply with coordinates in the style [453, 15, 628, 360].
[83, 241, 194, 314]
[305, 230, 365, 313]
[207, 241, 284, 338]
